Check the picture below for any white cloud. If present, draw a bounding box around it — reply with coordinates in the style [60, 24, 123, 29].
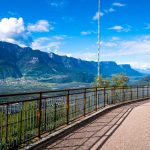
[112, 36, 120, 41]
[0, 17, 67, 52]
[27, 20, 52, 32]
[97, 35, 150, 69]
[49, 0, 66, 8]
[65, 53, 72, 57]
[92, 2, 125, 21]
[0, 17, 32, 46]
[102, 36, 150, 56]
[80, 52, 97, 61]
[62, 16, 74, 23]
[113, 2, 126, 7]
[50, 2, 60, 7]
[102, 36, 150, 55]
[52, 35, 67, 40]
[0, 17, 24, 35]
[50, 2, 63, 7]
[102, 42, 117, 47]
[120, 40, 150, 55]
[119, 61, 150, 70]
[68, 52, 97, 61]
[81, 31, 93, 36]
[109, 25, 123, 31]
[142, 35, 150, 39]
[31, 37, 62, 52]
[104, 8, 115, 14]
[109, 8, 115, 12]
[108, 25, 131, 32]
[81, 30, 97, 36]
[93, 12, 104, 20]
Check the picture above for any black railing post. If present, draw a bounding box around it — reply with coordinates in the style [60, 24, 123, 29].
[111, 87, 113, 104]
[131, 87, 133, 100]
[104, 87, 106, 107]
[107, 93, 109, 104]
[5, 104, 8, 146]
[94, 87, 97, 111]
[147, 86, 149, 97]
[114, 86, 116, 104]
[38, 92, 42, 139]
[66, 90, 69, 125]
[54, 103, 57, 129]
[137, 86, 139, 99]
[75, 97, 77, 118]
[122, 86, 124, 101]
[19, 108, 23, 144]
[148, 85, 150, 96]
[44, 99, 46, 131]
[84, 88, 86, 116]
[142, 86, 144, 98]
[106, 93, 108, 105]
[146, 86, 148, 97]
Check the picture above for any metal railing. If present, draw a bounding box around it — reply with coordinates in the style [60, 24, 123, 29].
[0, 85, 150, 149]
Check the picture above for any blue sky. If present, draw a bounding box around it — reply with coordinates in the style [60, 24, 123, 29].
[0, 0, 150, 69]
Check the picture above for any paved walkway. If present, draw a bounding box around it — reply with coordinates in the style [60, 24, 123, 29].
[42, 99, 150, 150]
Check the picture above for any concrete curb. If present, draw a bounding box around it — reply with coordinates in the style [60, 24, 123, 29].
[25, 97, 150, 150]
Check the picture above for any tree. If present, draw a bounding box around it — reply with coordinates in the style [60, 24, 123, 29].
[112, 73, 129, 87]
[96, 76, 104, 87]
[93, 76, 110, 87]
[105, 78, 111, 87]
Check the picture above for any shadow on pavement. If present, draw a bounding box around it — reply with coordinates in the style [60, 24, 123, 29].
[42, 100, 150, 150]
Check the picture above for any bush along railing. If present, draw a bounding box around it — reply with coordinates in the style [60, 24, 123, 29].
[0, 85, 150, 149]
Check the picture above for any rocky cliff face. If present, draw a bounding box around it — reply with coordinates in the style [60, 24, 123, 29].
[0, 41, 142, 82]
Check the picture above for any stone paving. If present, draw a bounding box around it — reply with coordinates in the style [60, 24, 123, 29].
[42, 99, 150, 150]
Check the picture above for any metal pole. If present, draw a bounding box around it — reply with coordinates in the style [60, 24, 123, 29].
[54, 103, 57, 129]
[5, 104, 8, 145]
[19, 109, 23, 143]
[66, 90, 69, 125]
[38, 92, 42, 139]
[97, 0, 101, 86]
[104, 87, 106, 107]
[142, 86, 144, 98]
[84, 88, 87, 116]
[131, 87, 132, 100]
[94, 87, 98, 111]
[44, 99, 46, 131]
[114, 87, 116, 104]
[137, 86, 138, 99]
[147, 86, 149, 97]
[122, 86, 125, 101]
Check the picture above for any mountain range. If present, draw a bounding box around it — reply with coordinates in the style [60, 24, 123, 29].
[0, 41, 143, 83]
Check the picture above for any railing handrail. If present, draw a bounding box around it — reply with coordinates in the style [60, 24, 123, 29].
[0, 85, 148, 98]
[0, 85, 149, 105]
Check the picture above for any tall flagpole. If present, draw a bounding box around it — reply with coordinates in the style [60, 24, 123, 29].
[97, 0, 101, 85]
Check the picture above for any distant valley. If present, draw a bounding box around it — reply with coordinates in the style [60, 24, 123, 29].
[0, 41, 143, 84]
